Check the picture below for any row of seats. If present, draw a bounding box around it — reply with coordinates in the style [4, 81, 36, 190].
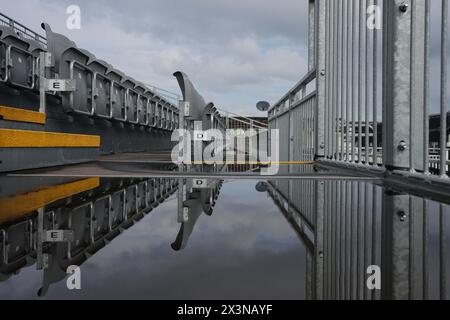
[43, 23, 179, 130]
[0, 22, 179, 131]
[0, 178, 178, 279]
[0, 24, 44, 91]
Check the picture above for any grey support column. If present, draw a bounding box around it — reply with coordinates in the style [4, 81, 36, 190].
[383, 0, 426, 171]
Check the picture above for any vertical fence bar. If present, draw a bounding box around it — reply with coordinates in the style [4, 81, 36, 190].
[332, 0, 338, 160]
[371, 184, 378, 299]
[363, 183, 369, 299]
[339, 0, 344, 161]
[309, 0, 316, 71]
[345, 182, 351, 298]
[325, 0, 330, 159]
[328, 1, 333, 160]
[423, 199, 429, 299]
[352, 0, 358, 163]
[346, 0, 352, 162]
[423, 0, 431, 175]
[365, 0, 370, 165]
[382, 0, 388, 168]
[409, 0, 417, 172]
[439, 204, 447, 299]
[373, 0, 379, 166]
[358, 0, 364, 163]
[350, 181, 355, 298]
[315, 0, 327, 160]
[440, 0, 449, 177]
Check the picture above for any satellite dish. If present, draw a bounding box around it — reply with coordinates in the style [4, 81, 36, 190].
[255, 181, 268, 193]
[256, 101, 270, 112]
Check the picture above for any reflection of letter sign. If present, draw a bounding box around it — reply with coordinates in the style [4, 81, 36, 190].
[194, 130, 205, 141]
[46, 230, 64, 242]
[193, 179, 208, 188]
[44, 230, 74, 242]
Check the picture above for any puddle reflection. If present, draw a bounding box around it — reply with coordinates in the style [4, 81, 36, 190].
[0, 170, 449, 300]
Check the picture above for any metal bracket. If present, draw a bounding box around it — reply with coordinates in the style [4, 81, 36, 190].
[182, 207, 190, 222]
[192, 178, 210, 189]
[45, 79, 76, 92]
[36, 208, 74, 270]
[44, 230, 74, 242]
[43, 52, 53, 67]
[181, 101, 191, 117]
[193, 130, 211, 141]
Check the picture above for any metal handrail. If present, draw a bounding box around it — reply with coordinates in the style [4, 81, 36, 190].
[0, 12, 46, 46]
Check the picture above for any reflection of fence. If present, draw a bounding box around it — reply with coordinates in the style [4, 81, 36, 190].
[265, 177, 450, 300]
[268, 0, 450, 189]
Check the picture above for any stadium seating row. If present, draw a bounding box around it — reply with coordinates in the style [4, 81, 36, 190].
[0, 21, 179, 131]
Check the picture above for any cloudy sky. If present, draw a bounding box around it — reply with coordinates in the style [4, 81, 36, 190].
[2, 0, 309, 116]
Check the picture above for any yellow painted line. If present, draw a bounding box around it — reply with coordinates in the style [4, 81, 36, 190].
[0, 106, 46, 124]
[0, 129, 100, 148]
[180, 161, 315, 165]
[0, 178, 100, 224]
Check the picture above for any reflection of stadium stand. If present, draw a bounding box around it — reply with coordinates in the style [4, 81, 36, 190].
[0, 177, 178, 296]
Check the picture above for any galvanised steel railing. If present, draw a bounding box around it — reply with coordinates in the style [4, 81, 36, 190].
[269, 0, 450, 189]
[268, 70, 316, 164]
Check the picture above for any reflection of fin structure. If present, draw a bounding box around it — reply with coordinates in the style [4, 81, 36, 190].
[171, 193, 203, 251]
[172, 180, 223, 251]
[0, 177, 178, 297]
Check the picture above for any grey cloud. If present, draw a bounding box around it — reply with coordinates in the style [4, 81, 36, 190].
[2, 0, 309, 115]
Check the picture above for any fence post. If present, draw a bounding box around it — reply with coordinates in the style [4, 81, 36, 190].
[308, 0, 316, 71]
[313, 1, 326, 298]
[381, 192, 425, 299]
[313, 181, 325, 299]
[384, 0, 426, 172]
[315, 0, 326, 159]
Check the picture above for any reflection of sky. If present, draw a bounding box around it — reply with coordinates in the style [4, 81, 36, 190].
[0, 180, 307, 300]
[2, 177, 449, 300]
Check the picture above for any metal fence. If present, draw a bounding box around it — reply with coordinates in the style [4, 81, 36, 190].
[269, 0, 450, 188]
